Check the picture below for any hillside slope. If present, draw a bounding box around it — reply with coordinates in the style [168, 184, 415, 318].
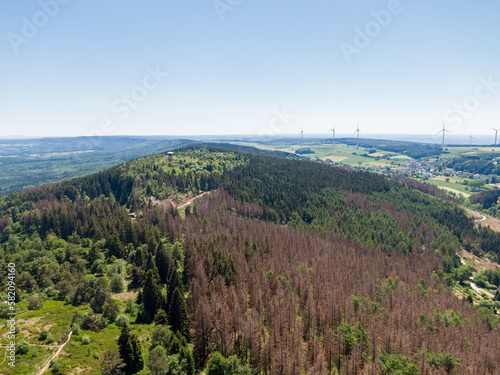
[0, 146, 499, 374]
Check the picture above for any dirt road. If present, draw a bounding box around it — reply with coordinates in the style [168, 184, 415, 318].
[38, 330, 72, 375]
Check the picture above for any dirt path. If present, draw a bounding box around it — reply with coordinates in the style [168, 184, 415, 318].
[37, 330, 72, 375]
[177, 191, 208, 209]
[465, 208, 486, 222]
[151, 191, 209, 211]
[465, 208, 500, 230]
[468, 277, 495, 298]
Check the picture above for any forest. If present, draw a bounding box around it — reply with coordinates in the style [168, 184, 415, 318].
[446, 154, 500, 176]
[0, 137, 193, 196]
[0, 145, 499, 374]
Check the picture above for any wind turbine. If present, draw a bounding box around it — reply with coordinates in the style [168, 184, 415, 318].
[437, 123, 449, 147]
[300, 129, 304, 146]
[469, 135, 473, 147]
[330, 126, 336, 148]
[492, 127, 499, 146]
[354, 123, 360, 150]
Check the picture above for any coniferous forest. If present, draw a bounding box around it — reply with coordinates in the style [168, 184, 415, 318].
[0, 145, 499, 374]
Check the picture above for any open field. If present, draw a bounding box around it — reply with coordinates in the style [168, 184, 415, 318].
[423, 177, 472, 197]
[465, 208, 500, 233]
[255, 142, 404, 169]
[0, 292, 150, 375]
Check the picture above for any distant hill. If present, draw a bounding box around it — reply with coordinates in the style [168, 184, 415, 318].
[0, 136, 194, 195]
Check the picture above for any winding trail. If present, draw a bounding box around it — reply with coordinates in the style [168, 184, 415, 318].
[37, 330, 72, 375]
[465, 208, 487, 223]
[468, 277, 495, 299]
[456, 253, 499, 314]
[475, 214, 487, 222]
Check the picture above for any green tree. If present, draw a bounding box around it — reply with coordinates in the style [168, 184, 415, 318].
[110, 274, 124, 293]
[103, 301, 120, 322]
[426, 351, 460, 374]
[150, 324, 172, 350]
[101, 350, 125, 375]
[155, 243, 175, 285]
[168, 287, 189, 337]
[206, 352, 254, 375]
[16, 340, 30, 355]
[167, 267, 183, 308]
[180, 345, 196, 375]
[90, 277, 112, 314]
[148, 346, 168, 375]
[378, 352, 419, 375]
[206, 352, 227, 375]
[118, 326, 144, 373]
[143, 269, 162, 319]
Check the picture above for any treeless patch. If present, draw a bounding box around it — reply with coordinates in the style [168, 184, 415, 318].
[24, 317, 42, 328]
[461, 249, 500, 271]
[44, 323, 56, 331]
[112, 289, 138, 302]
[465, 208, 500, 232]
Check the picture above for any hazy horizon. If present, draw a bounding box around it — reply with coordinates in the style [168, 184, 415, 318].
[1, 133, 499, 146]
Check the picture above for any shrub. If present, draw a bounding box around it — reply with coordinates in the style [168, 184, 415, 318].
[39, 329, 48, 341]
[100, 350, 125, 375]
[71, 324, 81, 335]
[0, 303, 10, 319]
[103, 302, 120, 322]
[82, 335, 91, 345]
[50, 359, 67, 374]
[115, 314, 130, 328]
[73, 311, 107, 332]
[27, 294, 44, 310]
[124, 299, 137, 315]
[16, 340, 30, 355]
[110, 274, 124, 293]
[46, 334, 55, 344]
[45, 287, 59, 298]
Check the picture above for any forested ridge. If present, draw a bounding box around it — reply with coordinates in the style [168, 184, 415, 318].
[446, 155, 500, 176]
[0, 146, 499, 374]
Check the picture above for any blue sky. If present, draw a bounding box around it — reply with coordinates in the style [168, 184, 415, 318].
[1, 0, 500, 138]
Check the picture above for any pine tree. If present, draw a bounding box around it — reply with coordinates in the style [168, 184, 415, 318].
[167, 267, 183, 307]
[142, 269, 162, 319]
[118, 326, 144, 373]
[146, 253, 159, 279]
[155, 243, 175, 284]
[168, 287, 189, 337]
[180, 345, 196, 375]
